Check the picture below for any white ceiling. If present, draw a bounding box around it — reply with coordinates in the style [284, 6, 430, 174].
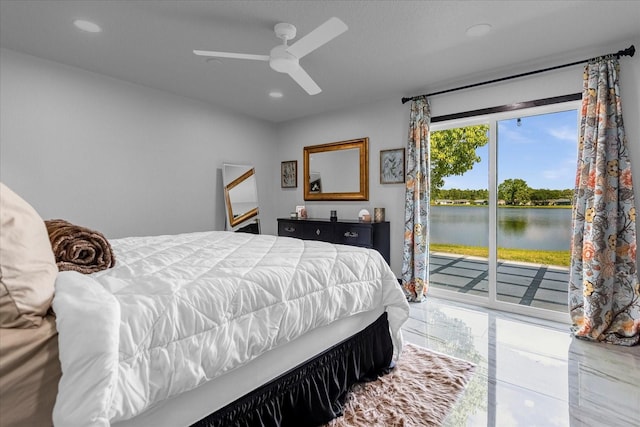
[1, 1, 638, 123]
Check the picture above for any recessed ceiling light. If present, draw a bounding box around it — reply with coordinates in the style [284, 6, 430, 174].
[73, 19, 102, 33]
[465, 23, 491, 37]
[205, 57, 222, 64]
[269, 91, 283, 98]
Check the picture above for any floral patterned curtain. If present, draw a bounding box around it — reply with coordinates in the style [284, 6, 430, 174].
[402, 97, 431, 302]
[569, 57, 639, 346]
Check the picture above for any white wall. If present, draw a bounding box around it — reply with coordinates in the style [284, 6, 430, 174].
[277, 38, 640, 276]
[276, 99, 409, 272]
[0, 48, 278, 238]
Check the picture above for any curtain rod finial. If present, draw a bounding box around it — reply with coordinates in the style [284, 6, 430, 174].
[616, 45, 635, 58]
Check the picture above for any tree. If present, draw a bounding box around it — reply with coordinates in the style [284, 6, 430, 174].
[498, 178, 531, 205]
[437, 188, 488, 202]
[430, 125, 489, 196]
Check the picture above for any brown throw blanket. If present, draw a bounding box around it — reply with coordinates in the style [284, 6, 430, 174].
[44, 219, 115, 274]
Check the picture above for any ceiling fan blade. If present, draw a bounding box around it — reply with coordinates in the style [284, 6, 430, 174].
[288, 66, 321, 95]
[193, 50, 269, 61]
[286, 17, 348, 59]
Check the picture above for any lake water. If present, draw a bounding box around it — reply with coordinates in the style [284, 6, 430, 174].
[430, 206, 572, 251]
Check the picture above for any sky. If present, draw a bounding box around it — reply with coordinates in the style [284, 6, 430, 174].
[442, 109, 579, 191]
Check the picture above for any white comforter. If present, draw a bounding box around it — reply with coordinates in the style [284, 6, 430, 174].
[52, 231, 409, 426]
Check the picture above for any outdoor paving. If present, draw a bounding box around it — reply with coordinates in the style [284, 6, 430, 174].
[429, 252, 569, 313]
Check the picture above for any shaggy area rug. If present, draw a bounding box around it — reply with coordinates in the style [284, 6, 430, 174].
[325, 343, 476, 427]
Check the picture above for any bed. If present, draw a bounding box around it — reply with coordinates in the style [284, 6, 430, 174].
[0, 183, 410, 427]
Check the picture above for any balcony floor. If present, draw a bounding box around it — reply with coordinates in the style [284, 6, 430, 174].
[429, 252, 569, 313]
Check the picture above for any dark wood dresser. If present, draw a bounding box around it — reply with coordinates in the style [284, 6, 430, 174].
[277, 218, 390, 265]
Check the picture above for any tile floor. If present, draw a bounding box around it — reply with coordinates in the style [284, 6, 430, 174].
[401, 296, 640, 427]
[429, 253, 569, 313]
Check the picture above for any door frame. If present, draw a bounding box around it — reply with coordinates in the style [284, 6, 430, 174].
[428, 100, 580, 324]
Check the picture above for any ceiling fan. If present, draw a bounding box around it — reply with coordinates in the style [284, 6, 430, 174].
[194, 17, 348, 95]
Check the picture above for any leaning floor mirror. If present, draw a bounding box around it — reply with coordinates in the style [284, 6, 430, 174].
[222, 163, 260, 234]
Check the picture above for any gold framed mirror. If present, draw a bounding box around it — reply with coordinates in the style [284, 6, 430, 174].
[303, 137, 369, 201]
[223, 165, 259, 228]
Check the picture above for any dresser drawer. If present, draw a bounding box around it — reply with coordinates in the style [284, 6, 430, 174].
[334, 224, 373, 248]
[277, 218, 390, 265]
[303, 222, 334, 242]
[278, 220, 303, 238]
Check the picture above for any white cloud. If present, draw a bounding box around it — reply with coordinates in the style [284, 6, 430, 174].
[541, 156, 576, 184]
[547, 126, 577, 143]
[499, 126, 535, 144]
[542, 168, 571, 181]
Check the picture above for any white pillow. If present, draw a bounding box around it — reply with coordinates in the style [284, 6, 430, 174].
[0, 183, 57, 328]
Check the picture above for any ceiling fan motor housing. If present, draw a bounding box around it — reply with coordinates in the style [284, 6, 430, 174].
[274, 23, 296, 42]
[269, 45, 299, 73]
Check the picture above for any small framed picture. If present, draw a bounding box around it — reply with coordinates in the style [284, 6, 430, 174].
[281, 160, 297, 188]
[380, 148, 405, 184]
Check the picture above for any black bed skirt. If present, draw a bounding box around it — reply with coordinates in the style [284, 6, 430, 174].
[191, 312, 393, 427]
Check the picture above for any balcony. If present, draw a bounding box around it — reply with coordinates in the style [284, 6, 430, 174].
[429, 252, 569, 313]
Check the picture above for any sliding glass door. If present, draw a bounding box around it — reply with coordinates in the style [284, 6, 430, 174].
[495, 111, 576, 314]
[429, 123, 490, 304]
[429, 101, 579, 322]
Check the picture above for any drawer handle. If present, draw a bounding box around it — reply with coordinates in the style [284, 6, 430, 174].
[285, 226, 295, 233]
[316, 229, 321, 236]
[344, 231, 359, 238]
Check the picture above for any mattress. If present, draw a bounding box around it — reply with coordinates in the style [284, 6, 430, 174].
[113, 307, 384, 427]
[52, 231, 409, 426]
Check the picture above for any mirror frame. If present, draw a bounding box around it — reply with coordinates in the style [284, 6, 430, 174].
[303, 137, 369, 201]
[223, 167, 259, 227]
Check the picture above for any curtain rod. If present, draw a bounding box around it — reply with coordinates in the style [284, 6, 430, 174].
[401, 45, 635, 104]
